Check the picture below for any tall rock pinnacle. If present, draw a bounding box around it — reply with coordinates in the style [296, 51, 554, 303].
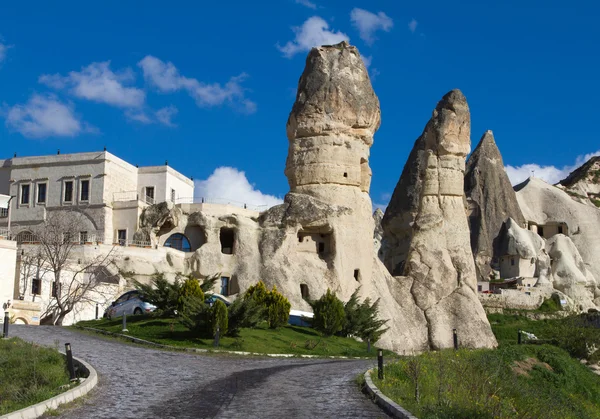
[381, 90, 497, 349]
[285, 41, 380, 198]
[464, 130, 526, 281]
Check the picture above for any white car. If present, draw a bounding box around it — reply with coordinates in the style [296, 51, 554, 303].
[105, 290, 156, 319]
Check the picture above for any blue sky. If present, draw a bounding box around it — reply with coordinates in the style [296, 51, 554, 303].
[1, 0, 599, 208]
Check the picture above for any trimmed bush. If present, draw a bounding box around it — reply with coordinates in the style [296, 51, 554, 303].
[266, 286, 291, 329]
[245, 281, 269, 305]
[210, 300, 228, 337]
[310, 289, 346, 336]
[178, 277, 204, 313]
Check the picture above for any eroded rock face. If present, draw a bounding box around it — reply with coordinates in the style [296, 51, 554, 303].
[464, 131, 526, 281]
[381, 90, 497, 349]
[546, 234, 599, 310]
[559, 156, 600, 205]
[516, 177, 600, 283]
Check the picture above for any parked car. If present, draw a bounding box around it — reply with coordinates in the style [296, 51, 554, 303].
[205, 293, 232, 307]
[105, 290, 156, 319]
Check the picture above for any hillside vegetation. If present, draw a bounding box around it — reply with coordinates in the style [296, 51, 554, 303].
[372, 313, 600, 418]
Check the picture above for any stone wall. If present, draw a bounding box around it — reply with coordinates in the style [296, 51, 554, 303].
[478, 290, 545, 311]
[0, 239, 17, 325]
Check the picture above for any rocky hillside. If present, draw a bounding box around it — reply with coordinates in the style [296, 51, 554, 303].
[559, 156, 600, 207]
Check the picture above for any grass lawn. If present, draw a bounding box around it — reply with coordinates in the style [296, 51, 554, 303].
[76, 315, 389, 357]
[0, 338, 73, 415]
[371, 312, 600, 419]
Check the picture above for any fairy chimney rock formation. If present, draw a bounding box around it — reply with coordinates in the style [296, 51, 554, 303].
[381, 90, 497, 349]
[285, 41, 380, 198]
[258, 41, 380, 312]
[464, 130, 526, 281]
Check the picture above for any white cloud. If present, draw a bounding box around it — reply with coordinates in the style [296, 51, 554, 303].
[125, 110, 152, 124]
[408, 18, 418, 33]
[505, 150, 600, 186]
[277, 16, 349, 58]
[138, 56, 256, 114]
[155, 105, 178, 127]
[295, 0, 317, 9]
[194, 167, 283, 210]
[39, 61, 145, 108]
[350, 8, 393, 45]
[4, 94, 91, 138]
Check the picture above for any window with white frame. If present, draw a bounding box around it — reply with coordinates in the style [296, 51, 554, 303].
[37, 183, 47, 204]
[80, 179, 90, 202]
[171, 188, 176, 203]
[20, 184, 30, 205]
[64, 181, 74, 203]
[145, 186, 155, 204]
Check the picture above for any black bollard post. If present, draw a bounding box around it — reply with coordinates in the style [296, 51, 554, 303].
[122, 313, 128, 332]
[65, 343, 77, 381]
[3, 312, 9, 338]
[95, 303, 99, 320]
[453, 328, 458, 350]
[214, 325, 220, 347]
[367, 338, 371, 353]
[378, 349, 384, 380]
[518, 330, 522, 345]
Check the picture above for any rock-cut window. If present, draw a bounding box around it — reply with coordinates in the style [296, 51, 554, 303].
[164, 233, 192, 252]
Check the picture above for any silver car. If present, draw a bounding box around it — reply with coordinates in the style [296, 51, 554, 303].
[106, 290, 156, 319]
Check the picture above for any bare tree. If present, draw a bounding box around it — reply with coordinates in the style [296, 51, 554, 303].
[19, 246, 50, 301]
[26, 210, 120, 325]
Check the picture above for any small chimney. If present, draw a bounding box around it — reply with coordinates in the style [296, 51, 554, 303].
[57, 149, 60, 155]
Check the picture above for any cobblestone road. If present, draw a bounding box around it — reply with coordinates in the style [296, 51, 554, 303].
[12, 325, 389, 418]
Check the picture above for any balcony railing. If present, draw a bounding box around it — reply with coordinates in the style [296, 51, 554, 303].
[2, 230, 106, 245]
[114, 239, 153, 248]
[175, 197, 271, 212]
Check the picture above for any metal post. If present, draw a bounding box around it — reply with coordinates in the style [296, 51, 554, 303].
[518, 329, 522, 345]
[122, 313, 128, 332]
[214, 325, 220, 347]
[377, 349, 384, 380]
[367, 338, 371, 353]
[95, 303, 99, 320]
[3, 312, 9, 338]
[453, 328, 458, 350]
[65, 343, 77, 381]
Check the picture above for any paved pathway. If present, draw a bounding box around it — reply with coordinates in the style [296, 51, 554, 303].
[12, 325, 389, 418]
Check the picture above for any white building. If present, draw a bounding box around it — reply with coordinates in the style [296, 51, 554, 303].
[0, 151, 194, 245]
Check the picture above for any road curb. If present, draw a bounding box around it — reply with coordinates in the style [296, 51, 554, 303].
[363, 369, 418, 419]
[0, 354, 98, 419]
[76, 326, 372, 360]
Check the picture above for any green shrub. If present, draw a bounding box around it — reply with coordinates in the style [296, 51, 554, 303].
[340, 288, 388, 343]
[266, 286, 291, 329]
[178, 277, 204, 313]
[245, 281, 269, 305]
[244, 281, 291, 329]
[226, 297, 264, 337]
[210, 300, 228, 337]
[179, 297, 211, 337]
[134, 272, 181, 315]
[310, 289, 346, 336]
